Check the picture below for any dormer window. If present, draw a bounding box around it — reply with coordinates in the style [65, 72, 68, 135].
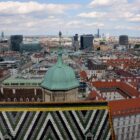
[85, 131, 94, 140]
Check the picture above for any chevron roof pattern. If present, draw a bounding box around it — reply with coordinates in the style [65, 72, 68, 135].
[0, 102, 114, 140]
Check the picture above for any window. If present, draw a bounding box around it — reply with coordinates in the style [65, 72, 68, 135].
[11, 83, 18, 85]
[20, 83, 24, 85]
[26, 98, 29, 102]
[121, 134, 124, 140]
[138, 124, 140, 130]
[87, 136, 93, 140]
[4, 134, 11, 140]
[32, 83, 37, 86]
[4, 83, 9, 85]
[7, 98, 11, 102]
[121, 127, 124, 134]
[20, 98, 23, 102]
[14, 98, 17, 102]
[137, 132, 140, 138]
[85, 132, 93, 140]
[127, 126, 130, 132]
[132, 132, 134, 137]
[37, 98, 40, 102]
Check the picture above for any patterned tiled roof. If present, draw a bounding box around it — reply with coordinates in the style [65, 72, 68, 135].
[0, 102, 114, 140]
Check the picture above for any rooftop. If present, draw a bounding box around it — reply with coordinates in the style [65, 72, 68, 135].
[0, 101, 114, 140]
[109, 98, 140, 117]
[3, 76, 43, 86]
[41, 48, 79, 90]
[91, 81, 139, 98]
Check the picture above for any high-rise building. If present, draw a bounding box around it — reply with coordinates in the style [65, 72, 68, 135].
[72, 34, 79, 51]
[20, 41, 41, 53]
[119, 35, 129, 45]
[74, 34, 78, 41]
[80, 34, 94, 50]
[97, 29, 100, 38]
[10, 35, 23, 51]
[1, 32, 4, 39]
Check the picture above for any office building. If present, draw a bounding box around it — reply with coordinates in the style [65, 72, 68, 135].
[1, 32, 4, 40]
[119, 35, 129, 45]
[10, 35, 23, 51]
[20, 41, 42, 53]
[80, 34, 94, 50]
[72, 34, 79, 51]
[97, 29, 100, 38]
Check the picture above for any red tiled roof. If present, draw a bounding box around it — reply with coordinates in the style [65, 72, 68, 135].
[115, 69, 134, 77]
[92, 81, 139, 97]
[129, 81, 139, 88]
[80, 71, 87, 79]
[106, 58, 140, 69]
[34, 53, 44, 58]
[0, 69, 9, 78]
[87, 91, 105, 101]
[109, 98, 140, 117]
[87, 91, 97, 100]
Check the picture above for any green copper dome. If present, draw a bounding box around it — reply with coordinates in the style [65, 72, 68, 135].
[41, 49, 79, 90]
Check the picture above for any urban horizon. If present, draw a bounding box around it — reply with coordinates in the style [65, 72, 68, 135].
[0, 0, 140, 37]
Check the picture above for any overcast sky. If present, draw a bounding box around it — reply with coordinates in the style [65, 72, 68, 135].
[0, 0, 140, 36]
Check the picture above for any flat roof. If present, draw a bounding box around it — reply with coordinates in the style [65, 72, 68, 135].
[3, 76, 43, 85]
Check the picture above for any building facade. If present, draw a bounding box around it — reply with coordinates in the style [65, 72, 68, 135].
[109, 98, 140, 140]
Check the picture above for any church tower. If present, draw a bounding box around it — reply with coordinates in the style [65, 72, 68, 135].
[41, 32, 79, 102]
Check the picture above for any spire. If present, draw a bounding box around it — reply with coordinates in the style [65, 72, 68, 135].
[57, 31, 63, 66]
[59, 31, 62, 46]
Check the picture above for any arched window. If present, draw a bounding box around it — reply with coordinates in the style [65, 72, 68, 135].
[37, 98, 40, 102]
[31, 98, 35, 102]
[7, 98, 11, 102]
[85, 132, 93, 140]
[26, 98, 29, 102]
[4, 134, 12, 140]
[14, 98, 17, 102]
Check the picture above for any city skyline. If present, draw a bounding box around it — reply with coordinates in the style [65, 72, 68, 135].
[0, 0, 140, 36]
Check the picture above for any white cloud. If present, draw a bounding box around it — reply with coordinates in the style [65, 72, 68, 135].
[0, 1, 81, 34]
[0, 15, 64, 34]
[115, 25, 140, 31]
[89, 0, 127, 7]
[86, 23, 104, 27]
[0, 1, 80, 15]
[64, 20, 104, 29]
[0, 1, 44, 14]
[127, 14, 140, 22]
[78, 11, 106, 18]
[88, 0, 140, 23]
[0, 0, 139, 35]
